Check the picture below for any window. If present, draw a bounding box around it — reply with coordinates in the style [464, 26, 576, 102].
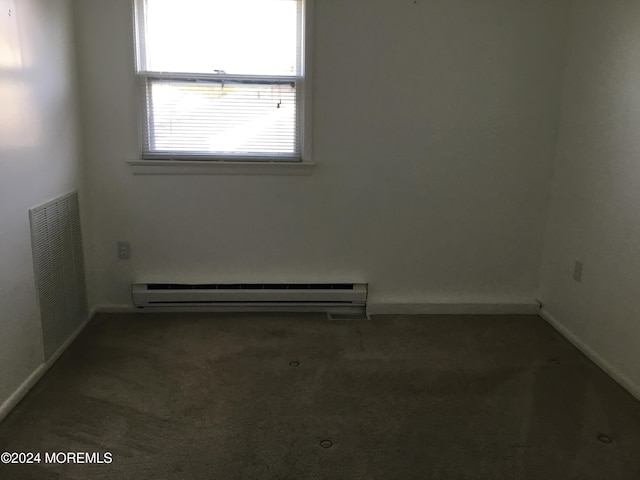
[134, 0, 307, 162]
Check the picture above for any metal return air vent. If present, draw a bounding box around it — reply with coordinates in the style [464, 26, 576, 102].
[30, 191, 87, 359]
[132, 283, 368, 313]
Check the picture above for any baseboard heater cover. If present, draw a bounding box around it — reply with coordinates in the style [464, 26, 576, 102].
[132, 283, 368, 309]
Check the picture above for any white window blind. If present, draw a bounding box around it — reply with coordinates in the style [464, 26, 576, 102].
[135, 0, 304, 161]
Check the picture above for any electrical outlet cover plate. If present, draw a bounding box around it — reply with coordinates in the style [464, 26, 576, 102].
[573, 261, 583, 283]
[118, 241, 131, 260]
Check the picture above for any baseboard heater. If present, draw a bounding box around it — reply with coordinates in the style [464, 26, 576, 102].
[132, 283, 368, 313]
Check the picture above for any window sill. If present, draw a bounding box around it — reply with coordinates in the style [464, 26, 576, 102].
[128, 160, 316, 176]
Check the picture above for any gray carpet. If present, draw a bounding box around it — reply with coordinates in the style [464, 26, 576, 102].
[0, 313, 639, 479]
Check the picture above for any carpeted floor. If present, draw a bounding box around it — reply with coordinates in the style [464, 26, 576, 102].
[0, 313, 639, 479]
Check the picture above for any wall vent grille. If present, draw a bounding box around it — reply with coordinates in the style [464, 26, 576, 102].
[30, 191, 87, 359]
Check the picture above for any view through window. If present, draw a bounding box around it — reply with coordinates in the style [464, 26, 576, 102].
[135, 0, 303, 160]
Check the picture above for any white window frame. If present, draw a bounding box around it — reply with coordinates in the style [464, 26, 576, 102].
[130, 0, 314, 174]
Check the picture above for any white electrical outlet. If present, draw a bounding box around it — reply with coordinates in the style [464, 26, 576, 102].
[117, 241, 131, 260]
[573, 261, 583, 283]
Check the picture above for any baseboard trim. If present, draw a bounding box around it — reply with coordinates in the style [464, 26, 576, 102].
[367, 302, 541, 316]
[94, 304, 366, 314]
[0, 314, 93, 424]
[97, 303, 541, 316]
[88, 306, 100, 320]
[540, 308, 640, 402]
[94, 305, 140, 314]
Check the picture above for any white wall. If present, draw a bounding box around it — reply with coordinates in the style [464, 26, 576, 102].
[0, 0, 83, 406]
[541, 0, 640, 397]
[74, 0, 571, 310]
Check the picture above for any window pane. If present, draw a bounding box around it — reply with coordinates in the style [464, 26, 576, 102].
[146, 79, 298, 156]
[143, 0, 301, 76]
